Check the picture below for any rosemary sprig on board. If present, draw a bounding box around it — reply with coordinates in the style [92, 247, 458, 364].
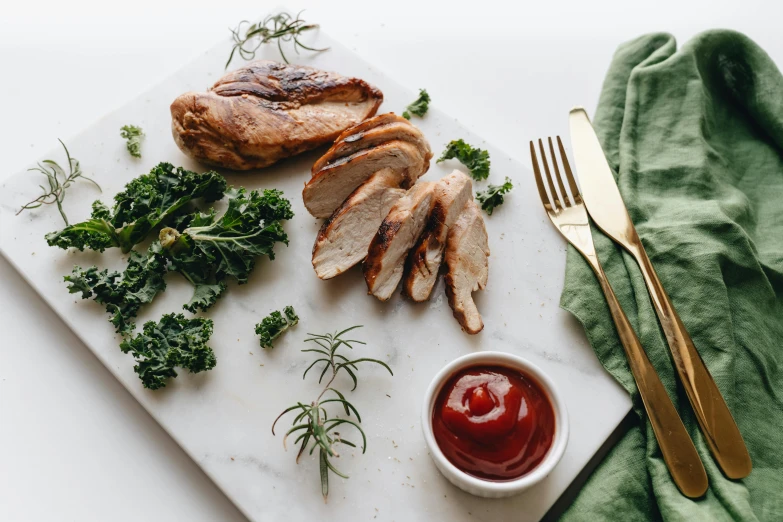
[17, 139, 101, 225]
[272, 326, 392, 501]
[225, 11, 328, 69]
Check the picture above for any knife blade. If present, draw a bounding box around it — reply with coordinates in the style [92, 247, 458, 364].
[568, 106, 752, 480]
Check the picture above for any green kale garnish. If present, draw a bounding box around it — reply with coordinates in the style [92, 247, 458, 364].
[476, 176, 514, 215]
[160, 187, 294, 313]
[120, 313, 216, 390]
[402, 89, 430, 120]
[46, 163, 227, 253]
[120, 125, 144, 159]
[437, 139, 491, 181]
[64, 242, 168, 336]
[255, 306, 299, 349]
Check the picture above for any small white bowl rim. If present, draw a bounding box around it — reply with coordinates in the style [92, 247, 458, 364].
[421, 351, 569, 495]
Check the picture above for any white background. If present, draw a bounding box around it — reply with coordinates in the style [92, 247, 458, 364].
[1, 1, 781, 520]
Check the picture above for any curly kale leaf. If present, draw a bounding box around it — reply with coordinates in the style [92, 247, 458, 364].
[476, 176, 514, 215]
[437, 139, 491, 181]
[120, 125, 144, 158]
[160, 187, 293, 312]
[255, 306, 299, 349]
[46, 163, 227, 253]
[402, 89, 430, 120]
[64, 242, 168, 336]
[120, 313, 216, 390]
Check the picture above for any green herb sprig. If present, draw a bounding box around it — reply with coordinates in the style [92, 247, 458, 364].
[226, 11, 328, 69]
[120, 125, 144, 158]
[17, 139, 101, 225]
[438, 139, 491, 181]
[476, 176, 514, 215]
[402, 89, 430, 120]
[255, 306, 299, 349]
[120, 313, 216, 390]
[272, 326, 392, 501]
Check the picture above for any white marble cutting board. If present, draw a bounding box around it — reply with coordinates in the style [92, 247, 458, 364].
[0, 33, 630, 521]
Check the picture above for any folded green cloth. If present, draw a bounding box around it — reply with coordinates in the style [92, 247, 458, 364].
[559, 31, 783, 521]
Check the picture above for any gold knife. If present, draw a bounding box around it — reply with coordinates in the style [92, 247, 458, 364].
[569, 107, 752, 480]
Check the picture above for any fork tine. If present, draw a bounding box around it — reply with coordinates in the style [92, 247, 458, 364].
[557, 136, 582, 202]
[529, 141, 553, 211]
[538, 139, 562, 210]
[548, 137, 571, 207]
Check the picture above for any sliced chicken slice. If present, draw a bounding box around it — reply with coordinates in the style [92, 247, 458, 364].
[364, 182, 436, 300]
[312, 168, 406, 279]
[312, 114, 432, 173]
[444, 200, 490, 334]
[403, 170, 473, 301]
[170, 60, 382, 170]
[303, 140, 427, 218]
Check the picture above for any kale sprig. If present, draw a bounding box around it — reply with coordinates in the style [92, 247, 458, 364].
[437, 139, 491, 181]
[476, 176, 514, 215]
[272, 326, 392, 502]
[402, 89, 430, 120]
[120, 125, 144, 158]
[46, 163, 227, 253]
[255, 306, 299, 349]
[64, 242, 168, 336]
[120, 313, 216, 390]
[17, 139, 101, 225]
[160, 187, 294, 313]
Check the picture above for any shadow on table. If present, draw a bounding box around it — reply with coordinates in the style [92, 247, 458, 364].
[543, 411, 636, 521]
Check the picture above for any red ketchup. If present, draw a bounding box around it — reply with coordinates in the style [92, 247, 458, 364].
[432, 365, 555, 481]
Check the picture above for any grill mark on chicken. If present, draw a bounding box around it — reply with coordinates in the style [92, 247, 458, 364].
[364, 182, 436, 300]
[403, 171, 473, 302]
[312, 169, 405, 280]
[304, 114, 432, 219]
[303, 140, 427, 218]
[311, 114, 432, 174]
[170, 60, 382, 171]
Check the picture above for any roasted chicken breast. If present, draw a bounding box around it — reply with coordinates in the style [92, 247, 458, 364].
[444, 200, 489, 334]
[170, 60, 383, 170]
[303, 140, 428, 218]
[312, 113, 432, 173]
[312, 168, 406, 279]
[364, 182, 435, 300]
[404, 170, 473, 301]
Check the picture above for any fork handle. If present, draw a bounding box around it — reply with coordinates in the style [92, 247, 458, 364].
[628, 239, 752, 479]
[582, 252, 708, 498]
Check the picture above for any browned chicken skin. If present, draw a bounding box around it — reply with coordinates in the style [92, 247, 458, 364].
[303, 113, 432, 218]
[404, 170, 473, 301]
[170, 60, 383, 170]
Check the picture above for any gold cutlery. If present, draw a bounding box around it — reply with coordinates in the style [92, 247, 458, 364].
[569, 108, 752, 480]
[530, 137, 708, 498]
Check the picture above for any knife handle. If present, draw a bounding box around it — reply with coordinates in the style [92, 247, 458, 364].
[628, 238, 753, 479]
[581, 251, 708, 498]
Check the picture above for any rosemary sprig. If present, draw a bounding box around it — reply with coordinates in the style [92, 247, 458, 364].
[272, 325, 392, 501]
[16, 139, 101, 225]
[225, 11, 328, 69]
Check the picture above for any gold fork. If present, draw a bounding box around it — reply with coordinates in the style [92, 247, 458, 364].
[530, 137, 708, 498]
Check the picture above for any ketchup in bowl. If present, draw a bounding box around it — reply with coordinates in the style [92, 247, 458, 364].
[432, 365, 556, 481]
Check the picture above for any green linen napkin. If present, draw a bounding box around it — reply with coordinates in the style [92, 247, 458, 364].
[558, 31, 783, 521]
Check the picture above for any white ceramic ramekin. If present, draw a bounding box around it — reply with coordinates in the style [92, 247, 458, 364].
[421, 351, 569, 498]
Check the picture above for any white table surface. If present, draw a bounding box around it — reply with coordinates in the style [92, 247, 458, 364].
[1, 1, 780, 521]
